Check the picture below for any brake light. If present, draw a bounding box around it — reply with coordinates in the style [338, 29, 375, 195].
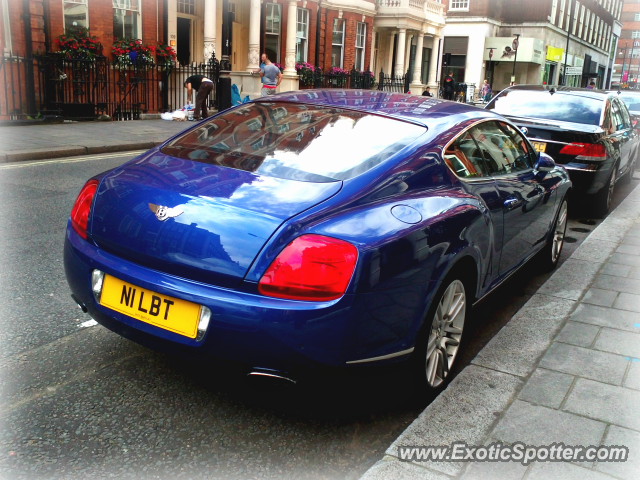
[70, 180, 99, 239]
[559, 143, 607, 160]
[559, 143, 587, 156]
[258, 234, 358, 301]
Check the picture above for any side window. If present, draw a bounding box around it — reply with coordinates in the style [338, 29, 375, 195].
[611, 100, 625, 131]
[443, 131, 490, 179]
[616, 99, 632, 129]
[471, 121, 533, 175]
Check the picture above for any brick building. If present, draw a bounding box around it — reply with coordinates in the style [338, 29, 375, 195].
[1, 0, 447, 99]
[612, 0, 640, 86]
[443, 0, 622, 92]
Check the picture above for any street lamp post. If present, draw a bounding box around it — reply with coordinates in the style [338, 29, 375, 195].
[620, 46, 627, 89]
[511, 34, 520, 83]
[486, 47, 494, 87]
[562, 0, 575, 86]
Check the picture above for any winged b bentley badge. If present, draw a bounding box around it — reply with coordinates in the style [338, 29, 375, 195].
[148, 203, 184, 221]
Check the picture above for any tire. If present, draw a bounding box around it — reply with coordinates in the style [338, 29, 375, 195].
[593, 167, 616, 218]
[411, 266, 474, 394]
[538, 196, 568, 272]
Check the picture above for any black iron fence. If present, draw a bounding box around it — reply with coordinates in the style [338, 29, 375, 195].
[297, 69, 376, 90]
[377, 70, 410, 93]
[0, 52, 221, 121]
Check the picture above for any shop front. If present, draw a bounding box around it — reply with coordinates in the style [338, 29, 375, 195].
[483, 37, 544, 90]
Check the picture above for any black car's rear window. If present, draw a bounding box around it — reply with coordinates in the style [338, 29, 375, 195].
[486, 90, 603, 126]
[161, 102, 426, 182]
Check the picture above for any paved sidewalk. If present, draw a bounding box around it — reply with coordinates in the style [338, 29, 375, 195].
[361, 182, 640, 480]
[0, 120, 189, 163]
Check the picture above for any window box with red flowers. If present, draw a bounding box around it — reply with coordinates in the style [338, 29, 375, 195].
[54, 27, 103, 61]
[112, 38, 155, 68]
[156, 42, 177, 67]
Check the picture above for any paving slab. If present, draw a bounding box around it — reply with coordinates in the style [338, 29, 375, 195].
[555, 321, 600, 348]
[564, 378, 640, 432]
[461, 457, 527, 480]
[628, 266, 640, 279]
[608, 252, 640, 267]
[570, 303, 640, 333]
[527, 462, 618, 480]
[616, 244, 640, 255]
[539, 342, 628, 386]
[593, 327, 640, 358]
[596, 425, 640, 479]
[385, 365, 523, 476]
[582, 288, 619, 307]
[612, 292, 640, 312]
[517, 368, 575, 409]
[471, 294, 575, 377]
[624, 361, 640, 390]
[492, 400, 606, 447]
[600, 262, 632, 277]
[593, 274, 640, 295]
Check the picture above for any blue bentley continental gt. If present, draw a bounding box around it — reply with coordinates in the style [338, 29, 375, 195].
[64, 90, 571, 390]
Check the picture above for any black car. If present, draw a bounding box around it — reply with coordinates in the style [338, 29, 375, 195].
[486, 85, 638, 216]
[610, 90, 640, 117]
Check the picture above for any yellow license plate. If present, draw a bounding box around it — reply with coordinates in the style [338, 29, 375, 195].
[531, 141, 547, 153]
[100, 274, 201, 339]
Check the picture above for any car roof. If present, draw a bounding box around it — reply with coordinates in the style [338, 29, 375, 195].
[252, 89, 500, 127]
[504, 84, 612, 101]
[608, 90, 640, 96]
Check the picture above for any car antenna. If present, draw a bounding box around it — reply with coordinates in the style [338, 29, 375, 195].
[549, 87, 556, 95]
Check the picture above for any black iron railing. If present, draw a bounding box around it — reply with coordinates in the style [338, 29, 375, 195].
[0, 52, 221, 121]
[377, 70, 409, 93]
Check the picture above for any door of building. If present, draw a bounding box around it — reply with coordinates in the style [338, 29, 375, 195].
[177, 17, 191, 65]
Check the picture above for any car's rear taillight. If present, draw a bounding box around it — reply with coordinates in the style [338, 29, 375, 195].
[258, 234, 358, 302]
[559, 143, 607, 161]
[70, 180, 99, 239]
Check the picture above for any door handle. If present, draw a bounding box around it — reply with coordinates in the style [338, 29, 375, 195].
[504, 198, 520, 210]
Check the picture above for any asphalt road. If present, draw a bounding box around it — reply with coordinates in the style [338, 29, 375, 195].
[0, 152, 638, 480]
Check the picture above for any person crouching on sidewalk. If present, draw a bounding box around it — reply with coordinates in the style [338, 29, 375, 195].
[258, 54, 282, 97]
[184, 74, 214, 121]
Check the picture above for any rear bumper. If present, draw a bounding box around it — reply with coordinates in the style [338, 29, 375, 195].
[64, 224, 425, 374]
[563, 161, 613, 195]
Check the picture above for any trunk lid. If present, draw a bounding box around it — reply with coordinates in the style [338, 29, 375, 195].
[504, 115, 604, 165]
[90, 152, 342, 288]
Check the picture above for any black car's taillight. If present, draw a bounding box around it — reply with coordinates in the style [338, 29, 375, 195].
[559, 143, 607, 161]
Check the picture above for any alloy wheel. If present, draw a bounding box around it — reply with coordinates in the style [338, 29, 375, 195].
[425, 280, 466, 388]
[551, 200, 568, 264]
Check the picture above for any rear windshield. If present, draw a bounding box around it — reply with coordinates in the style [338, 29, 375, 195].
[486, 90, 603, 126]
[161, 102, 426, 183]
[618, 95, 640, 112]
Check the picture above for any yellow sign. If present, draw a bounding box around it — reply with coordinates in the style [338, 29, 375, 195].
[546, 46, 564, 62]
[100, 274, 201, 338]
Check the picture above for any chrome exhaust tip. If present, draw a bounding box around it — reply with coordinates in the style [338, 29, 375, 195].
[71, 294, 88, 313]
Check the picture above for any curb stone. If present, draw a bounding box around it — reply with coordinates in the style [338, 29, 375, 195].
[360, 182, 640, 480]
[1, 141, 163, 164]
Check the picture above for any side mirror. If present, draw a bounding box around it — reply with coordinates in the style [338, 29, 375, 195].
[632, 115, 639, 128]
[535, 152, 555, 174]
